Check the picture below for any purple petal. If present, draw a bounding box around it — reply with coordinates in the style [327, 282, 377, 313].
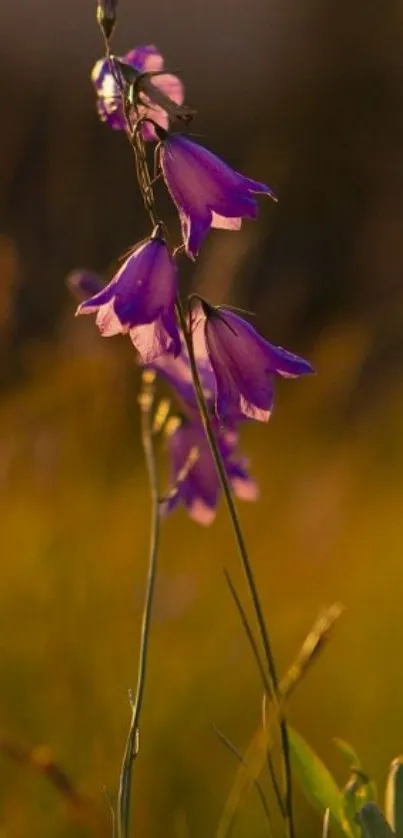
[112, 239, 177, 325]
[76, 279, 116, 313]
[150, 351, 197, 406]
[186, 211, 211, 259]
[164, 136, 242, 193]
[161, 310, 181, 357]
[97, 99, 125, 131]
[231, 475, 259, 501]
[129, 317, 178, 363]
[211, 214, 242, 231]
[188, 499, 216, 526]
[160, 135, 275, 256]
[141, 119, 163, 141]
[238, 174, 277, 200]
[137, 73, 184, 140]
[91, 58, 126, 130]
[162, 417, 257, 525]
[96, 302, 125, 336]
[67, 270, 105, 303]
[149, 340, 215, 413]
[265, 344, 315, 378]
[204, 308, 312, 422]
[92, 47, 181, 136]
[125, 45, 163, 73]
[154, 73, 184, 105]
[161, 136, 235, 213]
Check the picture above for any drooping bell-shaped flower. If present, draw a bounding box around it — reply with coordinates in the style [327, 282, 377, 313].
[158, 132, 277, 258]
[76, 229, 181, 364]
[150, 338, 216, 416]
[91, 45, 185, 139]
[198, 302, 314, 422]
[161, 418, 258, 525]
[66, 270, 105, 303]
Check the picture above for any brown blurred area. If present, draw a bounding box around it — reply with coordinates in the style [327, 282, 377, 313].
[2, 2, 403, 838]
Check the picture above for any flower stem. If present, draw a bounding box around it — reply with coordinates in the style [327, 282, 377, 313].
[175, 297, 295, 838]
[131, 129, 159, 228]
[117, 371, 160, 838]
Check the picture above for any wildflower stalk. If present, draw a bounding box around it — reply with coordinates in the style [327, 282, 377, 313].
[212, 724, 274, 836]
[131, 127, 159, 228]
[92, 25, 297, 838]
[223, 569, 286, 818]
[117, 371, 160, 838]
[109, 61, 294, 831]
[175, 297, 295, 838]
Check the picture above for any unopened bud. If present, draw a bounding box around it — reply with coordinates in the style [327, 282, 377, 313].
[96, 0, 118, 40]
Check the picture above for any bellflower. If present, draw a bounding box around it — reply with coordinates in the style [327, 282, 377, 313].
[162, 418, 258, 525]
[151, 340, 215, 415]
[76, 231, 181, 363]
[158, 132, 277, 258]
[198, 303, 314, 422]
[92, 45, 184, 139]
[66, 270, 104, 303]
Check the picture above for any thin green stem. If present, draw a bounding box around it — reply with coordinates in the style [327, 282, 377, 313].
[223, 567, 272, 698]
[176, 298, 277, 687]
[223, 568, 285, 819]
[212, 724, 273, 836]
[131, 128, 159, 228]
[117, 373, 160, 838]
[176, 297, 294, 838]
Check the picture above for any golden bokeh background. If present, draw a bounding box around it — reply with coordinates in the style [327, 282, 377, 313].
[2, 1, 403, 835]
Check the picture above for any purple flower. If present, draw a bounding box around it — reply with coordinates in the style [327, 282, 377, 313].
[76, 231, 181, 363]
[150, 336, 215, 416]
[158, 133, 277, 258]
[66, 270, 105, 303]
[197, 303, 314, 422]
[162, 418, 258, 525]
[91, 45, 184, 139]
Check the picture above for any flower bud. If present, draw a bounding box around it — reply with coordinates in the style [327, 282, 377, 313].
[96, 0, 118, 40]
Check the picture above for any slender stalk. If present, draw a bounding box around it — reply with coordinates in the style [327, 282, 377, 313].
[223, 567, 272, 698]
[117, 372, 160, 838]
[262, 696, 287, 820]
[131, 128, 159, 228]
[212, 724, 274, 836]
[176, 298, 276, 687]
[176, 297, 295, 838]
[223, 568, 285, 819]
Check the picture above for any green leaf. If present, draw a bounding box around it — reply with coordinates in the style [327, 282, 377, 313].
[339, 773, 377, 838]
[385, 756, 403, 837]
[289, 726, 343, 833]
[357, 803, 395, 838]
[333, 737, 377, 837]
[334, 739, 362, 771]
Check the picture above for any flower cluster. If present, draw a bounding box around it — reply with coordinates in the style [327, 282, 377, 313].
[92, 45, 190, 140]
[72, 42, 314, 523]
